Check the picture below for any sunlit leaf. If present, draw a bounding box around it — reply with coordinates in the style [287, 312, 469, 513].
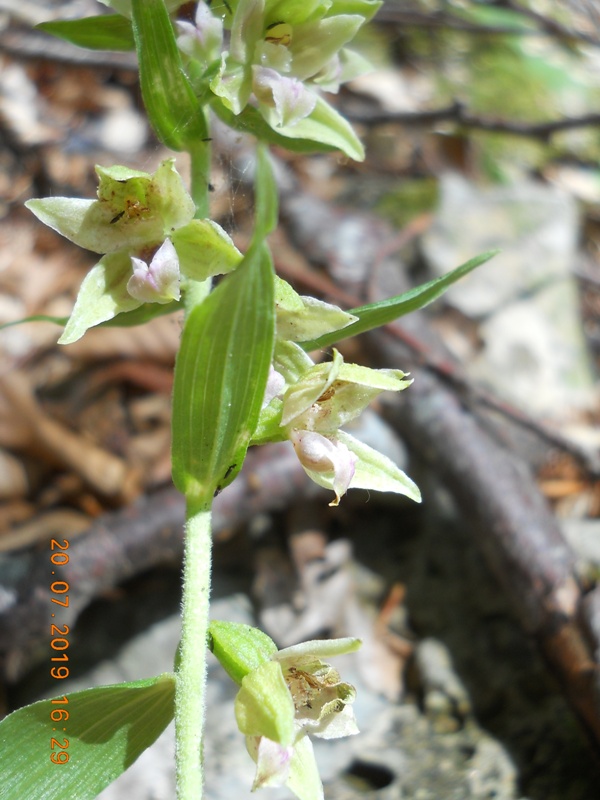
[300, 250, 499, 350]
[38, 15, 135, 51]
[171, 241, 275, 501]
[131, 0, 206, 150]
[0, 675, 175, 800]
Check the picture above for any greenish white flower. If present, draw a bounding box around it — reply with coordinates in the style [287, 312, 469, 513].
[26, 160, 241, 343]
[199, 0, 380, 132]
[210, 621, 360, 800]
[176, 1, 224, 67]
[256, 344, 421, 505]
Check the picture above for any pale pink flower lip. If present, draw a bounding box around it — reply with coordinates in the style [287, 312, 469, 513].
[290, 429, 357, 505]
[127, 238, 181, 304]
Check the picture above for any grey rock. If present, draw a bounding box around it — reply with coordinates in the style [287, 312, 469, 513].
[423, 174, 579, 316]
[422, 174, 595, 415]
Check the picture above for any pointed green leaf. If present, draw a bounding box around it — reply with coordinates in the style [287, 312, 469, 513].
[0, 302, 183, 336]
[171, 242, 275, 501]
[209, 621, 278, 684]
[38, 15, 135, 51]
[300, 250, 499, 350]
[0, 314, 68, 331]
[0, 674, 175, 800]
[103, 299, 183, 327]
[131, 0, 206, 150]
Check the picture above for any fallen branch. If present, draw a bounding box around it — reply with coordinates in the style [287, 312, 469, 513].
[0, 443, 316, 682]
[348, 100, 600, 142]
[279, 182, 600, 752]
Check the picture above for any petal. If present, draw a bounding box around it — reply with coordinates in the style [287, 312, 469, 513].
[263, 365, 286, 408]
[273, 340, 314, 386]
[171, 218, 242, 281]
[296, 363, 411, 434]
[338, 430, 421, 502]
[28, 160, 195, 256]
[310, 702, 359, 740]
[254, 41, 292, 73]
[248, 736, 294, 789]
[149, 159, 196, 232]
[281, 350, 343, 426]
[268, 94, 365, 161]
[253, 67, 317, 127]
[275, 638, 362, 663]
[26, 198, 100, 252]
[290, 430, 357, 505]
[210, 55, 252, 115]
[230, 0, 265, 62]
[289, 15, 364, 82]
[176, 1, 223, 63]
[58, 251, 142, 344]
[265, 0, 326, 26]
[285, 735, 324, 800]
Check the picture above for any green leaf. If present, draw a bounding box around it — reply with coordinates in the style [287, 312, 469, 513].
[103, 299, 183, 327]
[171, 242, 275, 502]
[209, 621, 278, 684]
[0, 674, 175, 800]
[37, 15, 135, 51]
[300, 250, 499, 350]
[0, 314, 68, 331]
[131, 0, 206, 151]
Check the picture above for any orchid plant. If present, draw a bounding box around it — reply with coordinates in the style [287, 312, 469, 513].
[0, 2, 495, 799]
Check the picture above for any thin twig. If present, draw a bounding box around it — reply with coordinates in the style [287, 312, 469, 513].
[348, 100, 600, 142]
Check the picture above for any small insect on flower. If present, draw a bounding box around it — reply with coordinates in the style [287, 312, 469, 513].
[265, 21, 292, 46]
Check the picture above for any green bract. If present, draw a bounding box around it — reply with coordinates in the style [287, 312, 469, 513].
[26, 160, 241, 343]
[275, 276, 357, 341]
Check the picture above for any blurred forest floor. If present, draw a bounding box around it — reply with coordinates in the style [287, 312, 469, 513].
[2, 1, 600, 798]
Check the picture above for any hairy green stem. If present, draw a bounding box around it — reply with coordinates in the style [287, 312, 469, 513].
[175, 498, 213, 800]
